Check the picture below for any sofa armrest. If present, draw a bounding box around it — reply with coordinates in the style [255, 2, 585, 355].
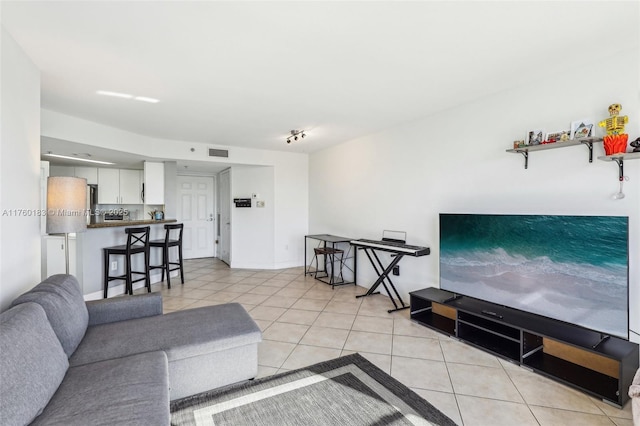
[86, 292, 163, 326]
[630, 368, 640, 398]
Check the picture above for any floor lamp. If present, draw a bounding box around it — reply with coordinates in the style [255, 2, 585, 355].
[46, 176, 87, 274]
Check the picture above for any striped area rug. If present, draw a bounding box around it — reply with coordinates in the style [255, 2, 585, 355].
[170, 353, 456, 426]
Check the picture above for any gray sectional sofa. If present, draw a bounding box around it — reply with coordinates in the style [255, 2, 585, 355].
[0, 274, 262, 425]
[631, 368, 640, 425]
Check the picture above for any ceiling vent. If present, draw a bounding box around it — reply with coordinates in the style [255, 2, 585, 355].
[208, 148, 229, 158]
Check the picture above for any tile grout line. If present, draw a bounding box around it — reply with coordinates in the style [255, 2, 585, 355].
[168, 259, 635, 423]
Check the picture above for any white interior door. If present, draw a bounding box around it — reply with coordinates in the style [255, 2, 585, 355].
[218, 169, 231, 265]
[178, 175, 216, 259]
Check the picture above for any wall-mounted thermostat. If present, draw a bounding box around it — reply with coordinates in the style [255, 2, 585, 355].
[233, 198, 252, 208]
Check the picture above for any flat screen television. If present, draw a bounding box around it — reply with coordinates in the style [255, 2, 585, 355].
[439, 214, 629, 339]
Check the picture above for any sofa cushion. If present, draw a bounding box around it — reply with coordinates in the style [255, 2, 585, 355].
[86, 292, 163, 326]
[31, 351, 170, 426]
[0, 303, 69, 426]
[12, 274, 89, 357]
[70, 303, 261, 367]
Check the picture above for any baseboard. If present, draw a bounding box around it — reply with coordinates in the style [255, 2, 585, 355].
[273, 259, 305, 270]
[230, 260, 304, 270]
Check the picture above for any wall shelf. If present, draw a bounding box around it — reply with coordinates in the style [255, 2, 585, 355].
[409, 287, 639, 408]
[506, 137, 603, 169]
[597, 151, 640, 180]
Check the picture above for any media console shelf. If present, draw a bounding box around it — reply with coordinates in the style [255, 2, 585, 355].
[410, 287, 639, 407]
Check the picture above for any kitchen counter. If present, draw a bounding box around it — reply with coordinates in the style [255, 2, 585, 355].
[87, 219, 177, 229]
[76, 221, 178, 298]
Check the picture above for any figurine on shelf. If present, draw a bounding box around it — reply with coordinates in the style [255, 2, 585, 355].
[599, 104, 628, 135]
[599, 103, 629, 155]
[631, 137, 640, 152]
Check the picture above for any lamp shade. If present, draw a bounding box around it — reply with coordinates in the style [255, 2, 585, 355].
[46, 176, 87, 234]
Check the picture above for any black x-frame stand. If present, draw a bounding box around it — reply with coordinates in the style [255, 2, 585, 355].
[355, 248, 410, 313]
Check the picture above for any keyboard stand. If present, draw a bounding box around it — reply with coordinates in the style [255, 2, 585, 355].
[355, 248, 409, 313]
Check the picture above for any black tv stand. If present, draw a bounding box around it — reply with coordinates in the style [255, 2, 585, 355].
[409, 287, 639, 408]
[481, 309, 503, 320]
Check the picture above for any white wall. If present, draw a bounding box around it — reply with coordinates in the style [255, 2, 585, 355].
[40, 110, 309, 270]
[309, 48, 640, 342]
[231, 166, 275, 269]
[273, 157, 309, 268]
[0, 28, 42, 311]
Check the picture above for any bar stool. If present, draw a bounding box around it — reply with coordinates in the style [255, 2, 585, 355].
[149, 223, 184, 288]
[311, 247, 345, 288]
[103, 226, 151, 298]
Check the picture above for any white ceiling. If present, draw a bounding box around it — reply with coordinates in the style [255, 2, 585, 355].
[2, 1, 638, 158]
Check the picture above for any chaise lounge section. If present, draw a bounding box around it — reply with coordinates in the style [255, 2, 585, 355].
[630, 368, 640, 425]
[0, 274, 262, 425]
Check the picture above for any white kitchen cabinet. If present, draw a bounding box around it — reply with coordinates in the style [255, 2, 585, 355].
[97, 168, 120, 203]
[49, 166, 98, 185]
[143, 161, 164, 204]
[49, 165, 75, 177]
[120, 169, 142, 204]
[97, 168, 142, 204]
[44, 235, 76, 277]
[74, 166, 98, 185]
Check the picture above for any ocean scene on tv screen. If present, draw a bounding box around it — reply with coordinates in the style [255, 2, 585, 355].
[440, 214, 629, 338]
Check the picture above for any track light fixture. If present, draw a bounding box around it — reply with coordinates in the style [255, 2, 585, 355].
[286, 129, 306, 144]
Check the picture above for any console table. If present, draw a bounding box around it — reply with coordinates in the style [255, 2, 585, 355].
[410, 287, 639, 408]
[304, 234, 357, 286]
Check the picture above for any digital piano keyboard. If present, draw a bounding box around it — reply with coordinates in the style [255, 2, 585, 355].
[350, 239, 430, 256]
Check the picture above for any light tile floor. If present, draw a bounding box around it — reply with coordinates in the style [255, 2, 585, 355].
[141, 258, 634, 426]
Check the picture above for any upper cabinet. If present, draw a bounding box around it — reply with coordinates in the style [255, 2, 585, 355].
[74, 166, 98, 185]
[143, 161, 165, 205]
[49, 165, 75, 177]
[98, 168, 142, 204]
[120, 169, 143, 204]
[97, 169, 119, 203]
[50, 164, 156, 205]
[50, 165, 99, 184]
